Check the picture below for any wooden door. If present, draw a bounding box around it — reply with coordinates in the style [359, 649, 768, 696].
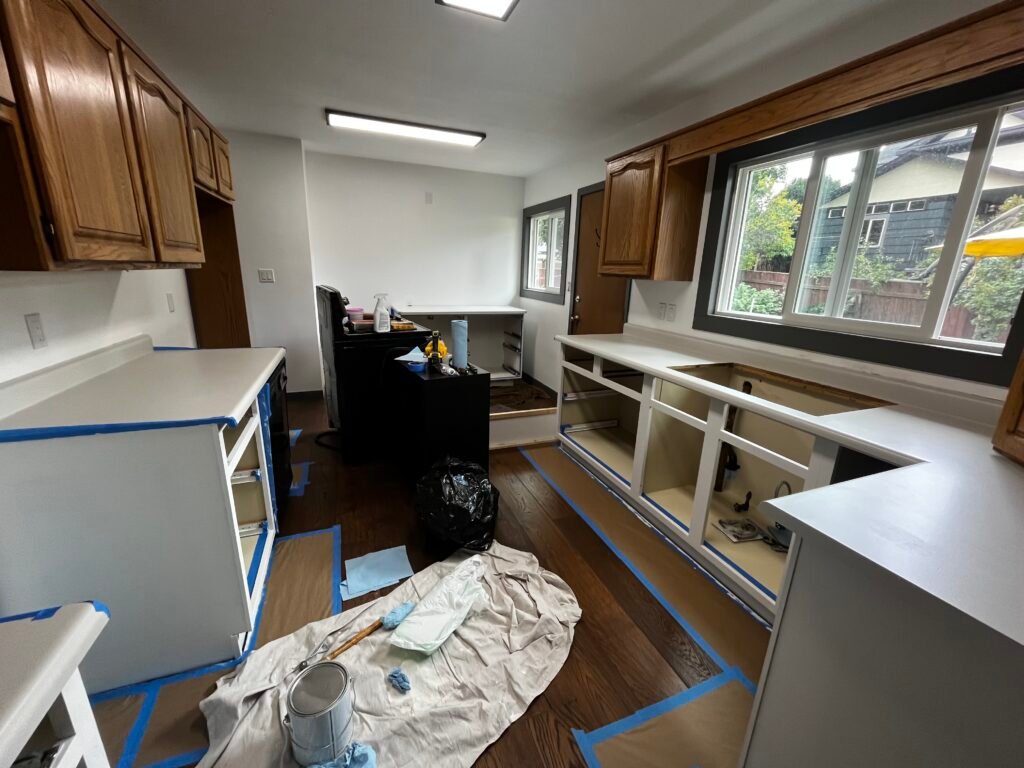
[570, 184, 629, 335]
[213, 132, 235, 200]
[993, 351, 1024, 465]
[2, 0, 153, 262]
[121, 47, 203, 263]
[186, 108, 217, 191]
[598, 145, 664, 277]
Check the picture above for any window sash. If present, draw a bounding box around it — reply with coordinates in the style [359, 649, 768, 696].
[718, 102, 1010, 351]
[527, 211, 564, 294]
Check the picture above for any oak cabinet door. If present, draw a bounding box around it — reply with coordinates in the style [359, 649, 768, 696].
[186, 108, 217, 191]
[993, 352, 1024, 466]
[598, 145, 664, 277]
[122, 47, 203, 263]
[213, 132, 235, 200]
[2, 0, 153, 262]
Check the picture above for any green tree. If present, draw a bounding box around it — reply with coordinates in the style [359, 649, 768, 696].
[731, 283, 785, 315]
[740, 167, 802, 271]
[782, 175, 841, 206]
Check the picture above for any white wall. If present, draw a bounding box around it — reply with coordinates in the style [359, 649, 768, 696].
[0, 269, 194, 383]
[304, 152, 524, 311]
[227, 130, 322, 392]
[522, 0, 998, 394]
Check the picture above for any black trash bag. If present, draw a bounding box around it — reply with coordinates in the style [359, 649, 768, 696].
[416, 458, 499, 553]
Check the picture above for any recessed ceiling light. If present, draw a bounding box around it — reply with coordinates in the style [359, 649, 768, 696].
[325, 110, 485, 147]
[435, 0, 520, 21]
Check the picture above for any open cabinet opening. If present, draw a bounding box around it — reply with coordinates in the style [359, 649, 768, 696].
[642, 410, 704, 530]
[561, 370, 639, 484]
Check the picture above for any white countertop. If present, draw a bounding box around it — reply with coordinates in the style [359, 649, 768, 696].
[400, 305, 525, 316]
[0, 339, 284, 441]
[557, 330, 1024, 648]
[0, 603, 108, 764]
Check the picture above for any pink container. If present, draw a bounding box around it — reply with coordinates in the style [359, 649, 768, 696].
[345, 307, 364, 323]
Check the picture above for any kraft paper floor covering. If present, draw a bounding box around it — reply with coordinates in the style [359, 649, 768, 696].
[92, 527, 341, 768]
[524, 445, 769, 768]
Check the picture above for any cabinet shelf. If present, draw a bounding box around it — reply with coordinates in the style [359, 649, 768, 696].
[702, 493, 787, 600]
[563, 425, 636, 484]
[644, 485, 696, 531]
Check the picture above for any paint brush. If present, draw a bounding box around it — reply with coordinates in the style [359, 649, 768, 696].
[325, 601, 414, 660]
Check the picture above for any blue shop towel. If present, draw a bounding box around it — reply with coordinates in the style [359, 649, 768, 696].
[340, 546, 414, 600]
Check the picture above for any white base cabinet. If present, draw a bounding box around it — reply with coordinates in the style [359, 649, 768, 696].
[0, 337, 283, 692]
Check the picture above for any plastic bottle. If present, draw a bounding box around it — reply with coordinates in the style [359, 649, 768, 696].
[373, 293, 391, 333]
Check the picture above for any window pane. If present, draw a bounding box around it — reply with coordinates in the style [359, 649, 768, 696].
[526, 210, 565, 293]
[795, 150, 862, 315]
[943, 107, 1024, 344]
[723, 157, 810, 317]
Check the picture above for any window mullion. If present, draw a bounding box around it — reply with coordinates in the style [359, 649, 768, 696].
[826, 149, 878, 317]
[919, 110, 1001, 339]
[783, 153, 824, 320]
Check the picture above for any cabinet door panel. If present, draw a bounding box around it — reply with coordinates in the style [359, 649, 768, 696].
[213, 132, 234, 200]
[598, 145, 664, 277]
[3, 0, 153, 262]
[993, 352, 1024, 465]
[122, 48, 203, 263]
[186, 107, 217, 191]
[0, 38, 14, 103]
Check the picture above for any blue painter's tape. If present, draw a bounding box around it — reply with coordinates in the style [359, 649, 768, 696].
[0, 605, 58, 623]
[704, 541, 778, 601]
[571, 728, 601, 768]
[641, 493, 691, 533]
[88, 600, 112, 618]
[289, 461, 313, 497]
[118, 689, 158, 768]
[289, 428, 302, 447]
[0, 416, 237, 444]
[143, 747, 207, 768]
[257, 384, 278, 527]
[332, 524, 343, 615]
[246, 524, 269, 595]
[560, 428, 631, 488]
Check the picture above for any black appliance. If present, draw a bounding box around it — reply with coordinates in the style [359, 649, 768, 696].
[316, 285, 431, 461]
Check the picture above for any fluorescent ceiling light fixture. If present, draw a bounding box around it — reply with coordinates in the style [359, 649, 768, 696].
[435, 0, 520, 21]
[325, 110, 485, 147]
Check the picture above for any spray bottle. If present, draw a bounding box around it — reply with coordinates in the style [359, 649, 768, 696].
[373, 293, 390, 333]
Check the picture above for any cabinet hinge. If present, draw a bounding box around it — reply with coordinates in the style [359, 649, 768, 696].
[40, 216, 56, 246]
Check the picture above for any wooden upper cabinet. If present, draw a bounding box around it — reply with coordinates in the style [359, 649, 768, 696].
[0, 38, 14, 104]
[186, 107, 217, 191]
[993, 351, 1024, 466]
[598, 145, 664, 277]
[121, 46, 203, 263]
[2, 0, 154, 263]
[212, 132, 234, 200]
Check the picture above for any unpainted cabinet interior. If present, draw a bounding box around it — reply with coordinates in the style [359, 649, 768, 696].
[561, 370, 641, 484]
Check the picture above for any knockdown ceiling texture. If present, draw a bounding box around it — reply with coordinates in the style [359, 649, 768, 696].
[105, 0, 999, 177]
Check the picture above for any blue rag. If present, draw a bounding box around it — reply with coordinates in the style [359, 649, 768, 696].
[312, 742, 376, 768]
[382, 601, 415, 630]
[387, 668, 411, 694]
[340, 546, 414, 600]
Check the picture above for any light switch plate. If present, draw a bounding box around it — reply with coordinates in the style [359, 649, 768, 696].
[166, 293, 175, 313]
[25, 313, 47, 349]
[257, 268, 276, 283]
[657, 302, 667, 320]
[666, 303, 677, 322]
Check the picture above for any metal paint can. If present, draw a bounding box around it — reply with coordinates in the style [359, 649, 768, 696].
[284, 661, 355, 766]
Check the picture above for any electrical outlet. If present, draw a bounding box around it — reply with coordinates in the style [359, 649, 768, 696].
[666, 303, 677, 322]
[257, 268, 276, 283]
[24, 313, 47, 349]
[657, 302, 667, 320]
[166, 293, 175, 313]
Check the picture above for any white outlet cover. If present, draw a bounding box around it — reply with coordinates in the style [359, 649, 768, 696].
[25, 313, 47, 349]
[258, 268, 276, 283]
[657, 302, 667, 320]
[166, 293, 176, 313]
[666, 303, 677, 322]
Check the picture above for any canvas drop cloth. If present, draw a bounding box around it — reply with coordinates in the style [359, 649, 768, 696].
[198, 542, 581, 768]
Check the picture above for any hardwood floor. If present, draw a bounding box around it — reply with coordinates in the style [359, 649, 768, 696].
[284, 395, 738, 765]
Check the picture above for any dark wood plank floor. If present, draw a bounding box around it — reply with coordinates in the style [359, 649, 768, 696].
[285, 395, 723, 766]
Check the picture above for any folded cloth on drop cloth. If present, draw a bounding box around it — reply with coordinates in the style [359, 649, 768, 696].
[197, 542, 581, 768]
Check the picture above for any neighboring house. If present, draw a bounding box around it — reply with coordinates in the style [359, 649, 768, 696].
[810, 111, 1024, 271]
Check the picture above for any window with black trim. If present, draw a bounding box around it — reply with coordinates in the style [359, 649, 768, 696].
[520, 196, 571, 304]
[696, 68, 1024, 385]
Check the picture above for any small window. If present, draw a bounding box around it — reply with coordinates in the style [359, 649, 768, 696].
[890, 200, 909, 213]
[827, 207, 846, 218]
[520, 196, 571, 304]
[860, 218, 886, 248]
[907, 199, 927, 211]
[869, 202, 892, 214]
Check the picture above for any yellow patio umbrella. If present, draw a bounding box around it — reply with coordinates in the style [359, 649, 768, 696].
[960, 227, 1024, 258]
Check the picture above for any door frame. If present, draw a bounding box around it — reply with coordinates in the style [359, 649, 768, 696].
[567, 181, 631, 334]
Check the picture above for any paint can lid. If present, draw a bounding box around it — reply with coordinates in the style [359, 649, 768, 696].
[289, 661, 349, 716]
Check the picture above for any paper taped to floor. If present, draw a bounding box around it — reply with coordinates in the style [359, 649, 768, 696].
[197, 542, 580, 768]
[339, 546, 414, 600]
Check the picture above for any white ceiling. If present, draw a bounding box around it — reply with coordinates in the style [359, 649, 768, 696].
[104, 0, 996, 178]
